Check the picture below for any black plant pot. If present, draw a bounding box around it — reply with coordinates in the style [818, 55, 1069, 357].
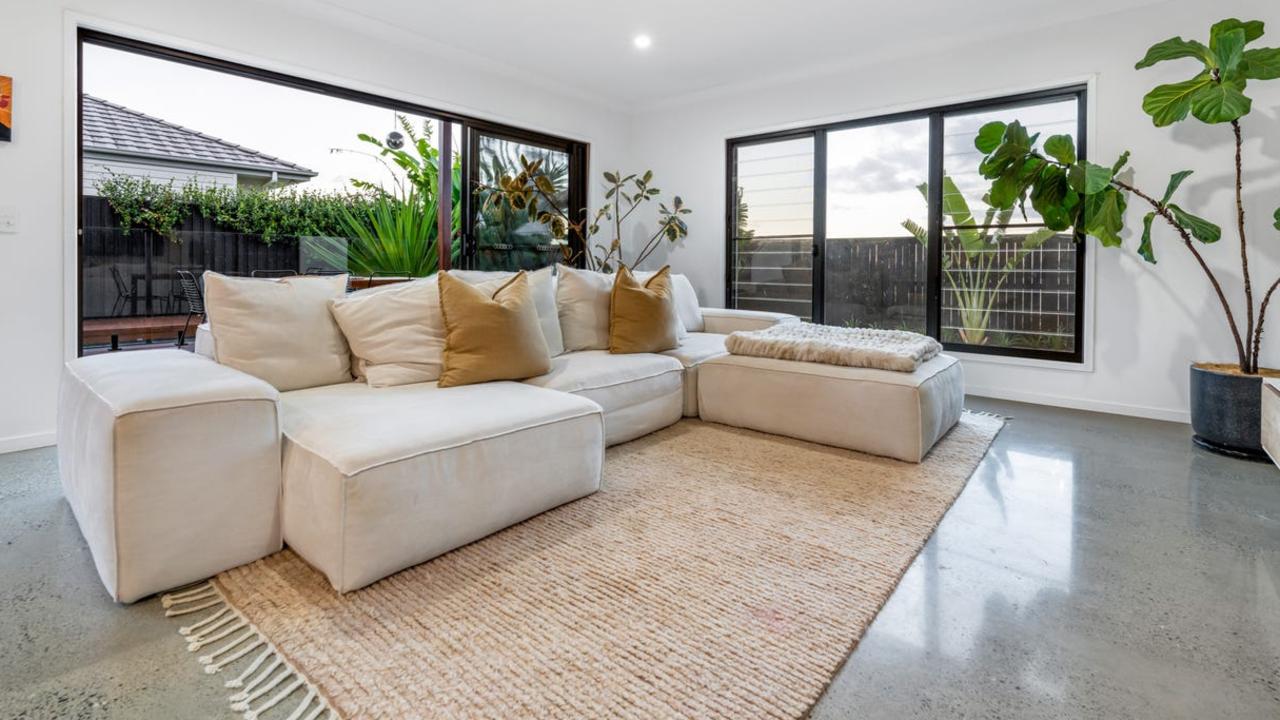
[1189, 363, 1269, 461]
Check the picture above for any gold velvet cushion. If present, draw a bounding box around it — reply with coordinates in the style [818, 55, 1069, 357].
[437, 271, 552, 388]
[609, 265, 681, 354]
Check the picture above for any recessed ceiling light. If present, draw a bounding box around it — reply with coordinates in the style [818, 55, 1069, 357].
[633, 34, 652, 50]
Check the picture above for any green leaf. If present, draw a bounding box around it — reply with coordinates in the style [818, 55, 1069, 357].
[1043, 135, 1076, 164]
[1138, 212, 1157, 263]
[1212, 29, 1247, 73]
[1243, 48, 1280, 79]
[1275, 207, 1280, 231]
[1135, 37, 1211, 69]
[1210, 19, 1265, 47]
[974, 121, 1007, 154]
[1111, 151, 1132, 176]
[1084, 188, 1125, 247]
[1189, 81, 1252, 123]
[1141, 73, 1213, 126]
[603, 171, 619, 184]
[1021, 227, 1058, 250]
[1068, 161, 1114, 195]
[1168, 203, 1222, 243]
[1161, 170, 1194, 205]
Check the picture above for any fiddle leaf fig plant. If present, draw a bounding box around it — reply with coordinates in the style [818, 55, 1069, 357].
[974, 18, 1280, 374]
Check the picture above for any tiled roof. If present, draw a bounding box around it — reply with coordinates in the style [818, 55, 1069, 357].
[81, 95, 316, 178]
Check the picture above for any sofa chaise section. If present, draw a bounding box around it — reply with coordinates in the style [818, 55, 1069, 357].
[278, 380, 605, 593]
[57, 350, 282, 603]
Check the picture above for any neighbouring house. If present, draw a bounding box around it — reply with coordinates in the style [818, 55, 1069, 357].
[81, 94, 316, 195]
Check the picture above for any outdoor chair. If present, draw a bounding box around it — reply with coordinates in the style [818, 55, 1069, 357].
[174, 269, 205, 348]
[109, 265, 169, 317]
[250, 269, 299, 278]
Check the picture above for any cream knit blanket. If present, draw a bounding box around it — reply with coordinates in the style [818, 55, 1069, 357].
[726, 322, 943, 372]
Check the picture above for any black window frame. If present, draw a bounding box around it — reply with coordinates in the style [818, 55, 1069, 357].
[76, 29, 589, 356]
[725, 85, 1088, 363]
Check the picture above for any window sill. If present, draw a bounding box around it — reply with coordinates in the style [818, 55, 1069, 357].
[948, 349, 1094, 374]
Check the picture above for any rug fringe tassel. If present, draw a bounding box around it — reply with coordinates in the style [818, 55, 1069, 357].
[963, 409, 1007, 421]
[160, 583, 339, 719]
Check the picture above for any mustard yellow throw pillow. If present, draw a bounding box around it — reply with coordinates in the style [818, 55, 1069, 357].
[438, 271, 552, 388]
[609, 265, 680, 354]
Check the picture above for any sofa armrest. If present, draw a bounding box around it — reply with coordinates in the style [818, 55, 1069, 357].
[700, 308, 800, 335]
[58, 349, 282, 602]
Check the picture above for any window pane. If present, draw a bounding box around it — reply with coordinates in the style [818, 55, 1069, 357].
[824, 119, 929, 332]
[943, 99, 1077, 226]
[938, 97, 1079, 354]
[473, 135, 571, 271]
[731, 137, 814, 319]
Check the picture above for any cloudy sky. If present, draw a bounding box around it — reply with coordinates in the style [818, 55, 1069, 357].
[83, 43, 452, 193]
[737, 99, 1076, 239]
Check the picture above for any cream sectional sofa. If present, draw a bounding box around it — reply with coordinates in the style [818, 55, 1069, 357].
[60, 272, 797, 601]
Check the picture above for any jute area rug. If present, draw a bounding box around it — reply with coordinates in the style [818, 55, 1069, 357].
[164, 413, 1003, 720]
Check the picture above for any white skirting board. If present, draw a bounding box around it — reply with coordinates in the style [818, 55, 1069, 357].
[965, 384, 1191, 424]
[0, 431, 56, 455]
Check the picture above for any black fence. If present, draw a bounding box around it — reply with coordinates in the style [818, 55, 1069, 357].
[732, 234, 1078, 353]
[81, 197, 307, 320]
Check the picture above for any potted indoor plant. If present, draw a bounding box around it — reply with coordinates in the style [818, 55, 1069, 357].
[972, 18, 1280, 458]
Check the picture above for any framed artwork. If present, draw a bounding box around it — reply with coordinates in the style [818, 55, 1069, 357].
[0, 75, 10, 142]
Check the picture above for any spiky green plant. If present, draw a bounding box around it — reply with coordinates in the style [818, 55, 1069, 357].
[904, 176, 1055, 346]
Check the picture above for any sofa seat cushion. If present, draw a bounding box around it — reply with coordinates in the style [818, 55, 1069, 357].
[660, 332, 730, 417]
[281, 380, 596, 477]
[524, 350, 683, 445]
[697, 353, 964, 462]
[661, 332, 728, 368]
[279, 380, 604, 592]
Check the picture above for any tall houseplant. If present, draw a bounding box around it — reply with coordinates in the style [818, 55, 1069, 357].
[974, 18, 1280, 457]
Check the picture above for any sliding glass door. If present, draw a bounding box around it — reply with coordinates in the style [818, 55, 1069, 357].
[727, 86, 1087, 362]
[77, 30, 588, 355]
[823, 118, 930, 332]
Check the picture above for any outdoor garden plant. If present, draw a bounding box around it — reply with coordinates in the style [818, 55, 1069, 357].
[973, 17, 1280, 375]
[483, 156, 691, 272]
[903, 176, 1057, 346]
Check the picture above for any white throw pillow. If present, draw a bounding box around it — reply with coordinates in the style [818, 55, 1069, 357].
[329, 277, 444, 387]
[203, 272, 351, 391]
[637, 270, 699, 335]
[558, 264, 698, 350]
[556, 264, 614, 351]
[449, 266, 564, 356]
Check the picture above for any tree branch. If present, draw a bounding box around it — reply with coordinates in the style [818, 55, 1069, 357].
[1114, 179, 1248, 369]
[1253, 278, 1280, 368]
[1233, 120, 1256, 372]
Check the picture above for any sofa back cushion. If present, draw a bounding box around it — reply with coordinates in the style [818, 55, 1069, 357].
[610, 266, 681, 354]
[438, 271, 552, 388]
[203, 272, 351, 391]
[449, 266, 564, 356]
[329, 277, 444, 387]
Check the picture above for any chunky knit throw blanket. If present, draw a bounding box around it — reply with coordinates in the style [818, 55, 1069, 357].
[726, 322, 943, 372]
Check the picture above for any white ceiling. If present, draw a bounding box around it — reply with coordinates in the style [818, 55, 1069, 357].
[284, 0, 1168, 109]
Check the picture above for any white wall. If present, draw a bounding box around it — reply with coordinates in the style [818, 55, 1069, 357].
[0, 0, 632, 452]
[632, 0, 1280, 422]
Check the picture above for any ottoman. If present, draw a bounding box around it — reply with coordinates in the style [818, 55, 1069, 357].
[697, 354, 964, 462]
[58, 350, 282, 602]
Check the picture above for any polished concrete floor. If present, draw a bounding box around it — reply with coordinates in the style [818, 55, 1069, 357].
[1, 398, 1277, 719]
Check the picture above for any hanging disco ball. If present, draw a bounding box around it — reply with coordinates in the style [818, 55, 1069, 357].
[386, 131, 405, 149]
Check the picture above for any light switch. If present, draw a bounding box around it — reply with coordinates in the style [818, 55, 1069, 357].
[0, 206, 15, 234]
